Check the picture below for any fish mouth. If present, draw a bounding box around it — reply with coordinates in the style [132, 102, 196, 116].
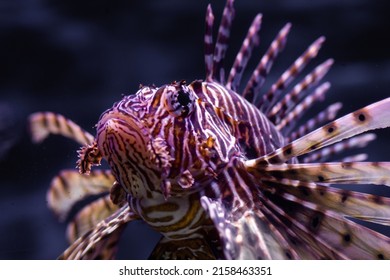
[96, 112, 150, 162]
[95, 113, 158, 198]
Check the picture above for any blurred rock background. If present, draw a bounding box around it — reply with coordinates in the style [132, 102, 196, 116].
[0, 0, 389, 259]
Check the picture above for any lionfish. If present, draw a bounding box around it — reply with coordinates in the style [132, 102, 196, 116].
[29, 0, 390, 259]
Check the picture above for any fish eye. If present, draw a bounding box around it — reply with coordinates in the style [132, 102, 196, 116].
[164, 83, 195, 118]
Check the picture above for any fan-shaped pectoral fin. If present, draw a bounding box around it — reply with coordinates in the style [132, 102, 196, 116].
[29, 112, 94, 145]
[48, 169, 116, 222]
[59, 205, 138, 260]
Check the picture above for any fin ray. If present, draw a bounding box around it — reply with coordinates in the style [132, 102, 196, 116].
[250, 161, 390, 186]
[29, 112, 94, 145]
[47, 169, 115, 221]
[248, 98, 390, 164]
[66, 194, 120, 243]
[59, 206, 138, 259]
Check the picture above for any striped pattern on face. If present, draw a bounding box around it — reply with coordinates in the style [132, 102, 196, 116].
[96, 113, 158, 199]
[96, 81, 227, 197]
[91, 80, 237, 238]
[95, 76, 285, 194]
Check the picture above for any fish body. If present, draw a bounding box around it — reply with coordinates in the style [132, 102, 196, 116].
[92, 79, 285, 253]
[29, 0, 390, 259]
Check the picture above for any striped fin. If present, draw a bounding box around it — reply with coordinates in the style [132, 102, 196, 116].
[226, 14, 262, 91]
[249, 162, 390, 186]
[200, 196, 294, 259]
[248, 98, 390, 164]
[242, 23, 291, 102]
[66, 194, 120, 243]
[199, 197, 233, 250]
[211, 0, 235, 83]
[204, 4, 215, 81]
[234, 209, 297, 259]
[59, 205, 138, 259]
[262, 189, 390, 259]
[269, 59, 333, 125]
[262, 178, 390, 223]
[288, 102, 342, 142]
[302, 133, 376, 163]
[256, 197, 335, 259]
[200, 163, 297, 259]
[29, 112, 94, 145]
[236, 209, 299, 259]
[258, 37, 325, 112]
[47, 169, 115, 221]
[276, 82, 330, 131]
[224, 188, 299, 259]
[259, 192, 349, 258]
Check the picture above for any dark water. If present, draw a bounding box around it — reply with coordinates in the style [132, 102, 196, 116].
[0, 0, 389, 259]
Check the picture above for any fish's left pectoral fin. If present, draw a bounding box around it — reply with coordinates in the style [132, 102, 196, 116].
[66, 194, 121, 244]
[29, 112, 94, 145]
[59, 205, 138, 260]
[47, 169, 115, 222]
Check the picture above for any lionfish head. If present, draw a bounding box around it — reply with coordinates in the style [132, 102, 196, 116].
[94, 80, 236, 198]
